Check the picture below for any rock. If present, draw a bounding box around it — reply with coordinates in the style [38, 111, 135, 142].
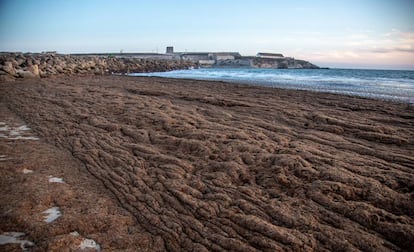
[10, 59, 19, 67]
[16, 69, 36, 78]
[0, 52, 197, 80]
[15, 58, 25, 66]
[94, 67, 104, 75]
[25, 58, 33, 67]
[28, 64, 40, 77]
[55, 65, 64, 73]
[1, 61, 17, 76]
[39, 70, 49, 78]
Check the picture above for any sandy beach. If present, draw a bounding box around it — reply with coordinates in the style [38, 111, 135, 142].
[1, 75, 413, 251]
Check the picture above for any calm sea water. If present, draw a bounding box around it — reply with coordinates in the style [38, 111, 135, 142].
[130, 68, 414, 103]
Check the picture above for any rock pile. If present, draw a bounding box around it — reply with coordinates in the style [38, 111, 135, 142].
[0, 53, 195, 81]
[251, 57, 320, 69]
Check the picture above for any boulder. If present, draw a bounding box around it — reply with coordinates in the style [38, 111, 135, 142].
[10, 59, 19, 67]
[0, 52, 197, 79]
[1, 61, 17, 76]
[55, 65, 64, 73]
[16, 69, 37, 78]
[94, 68, 104, 75]
[25, 58, 33, 66]
[28, 64, 40, 77]
[15, 57, 25, 66]
[39, 70, 49, 78]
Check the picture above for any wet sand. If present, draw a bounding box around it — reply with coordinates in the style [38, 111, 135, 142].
[1, 75, 414, 251]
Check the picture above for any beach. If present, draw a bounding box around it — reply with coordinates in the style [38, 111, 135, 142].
[1, 75, 414, 251]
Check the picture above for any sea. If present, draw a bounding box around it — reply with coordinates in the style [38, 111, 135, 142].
[130, 68, 414, 103]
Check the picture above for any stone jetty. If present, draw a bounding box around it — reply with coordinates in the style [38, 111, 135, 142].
[0, 52, 196, 81]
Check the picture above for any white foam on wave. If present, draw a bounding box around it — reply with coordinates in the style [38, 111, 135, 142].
[0, 232, 34, 251]
[43, 207, 61, 223]
[131, 68, 414, 103]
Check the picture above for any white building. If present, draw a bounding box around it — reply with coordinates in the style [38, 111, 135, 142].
[209, 52, 241, 61]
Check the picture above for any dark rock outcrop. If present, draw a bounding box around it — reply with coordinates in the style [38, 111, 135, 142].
[250, 57, 319, 69]
[211, 57, 320, 69]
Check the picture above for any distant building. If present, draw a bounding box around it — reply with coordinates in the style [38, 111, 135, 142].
[198, 60, 216, 66]
[256, 52, 284, 59]
[208, 52, 241, 61]
[166, 46, 174, 54]
[70, 53, 173, 60]
[180, 53, 210, 61]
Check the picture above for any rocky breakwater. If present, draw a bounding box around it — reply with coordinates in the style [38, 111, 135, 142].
[0, 53, 195, 81]
[251, 57, 320, 69]
[212, 57, 320, 69]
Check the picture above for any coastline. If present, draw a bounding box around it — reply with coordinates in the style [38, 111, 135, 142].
[131, 68, 414, 104]
[1, 75, 414, 251]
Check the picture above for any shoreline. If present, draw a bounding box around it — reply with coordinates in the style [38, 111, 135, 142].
[130, 67, 414, 104]
[158, 76, 414, 106]
[132, 75, 414, 106]
[1, 75, 413, 251]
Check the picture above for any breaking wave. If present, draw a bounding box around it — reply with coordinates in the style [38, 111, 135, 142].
[131, 68, 414, 103]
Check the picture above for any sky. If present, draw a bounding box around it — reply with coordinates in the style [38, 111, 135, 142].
[0, 0, 413, 69]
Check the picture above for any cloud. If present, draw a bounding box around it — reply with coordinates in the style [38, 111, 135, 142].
[275, 28, 414, 68]
[371, 47, 414, 54]
[396, 47, 414, 52]
[367, 30, 414, 54]
[383, 29, 414, 39]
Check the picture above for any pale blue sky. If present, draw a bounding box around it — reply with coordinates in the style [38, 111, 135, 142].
[1, 0, 413, 69]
